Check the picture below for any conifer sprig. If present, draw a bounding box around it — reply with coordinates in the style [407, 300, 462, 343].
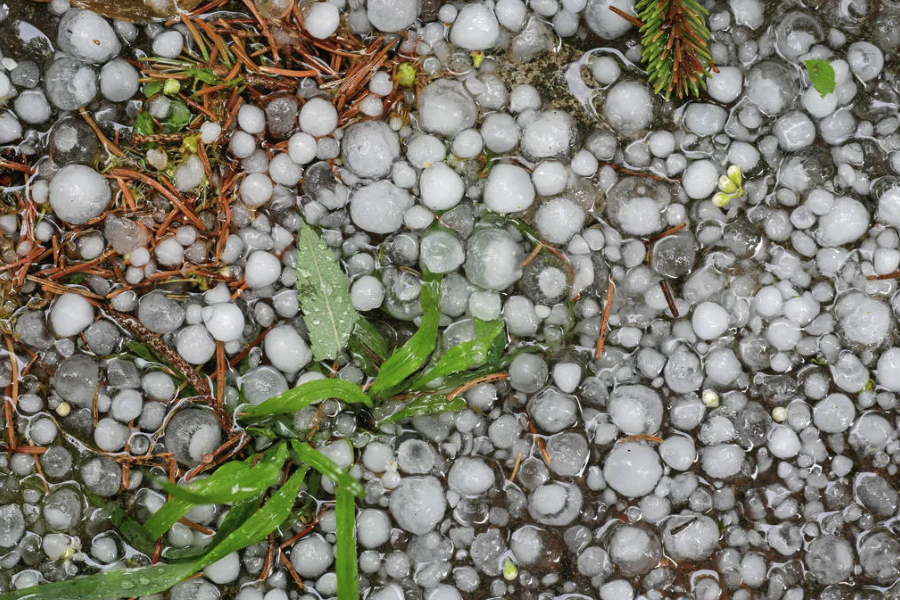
[633, 0, 717, 99]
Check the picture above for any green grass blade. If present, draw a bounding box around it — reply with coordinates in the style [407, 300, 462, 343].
[410, 319, 505, 389]
[335, 486, 360, 600]
[84, 490, 157, 556]
[151, 461, 282, 505]
[376, 394, 466, 426]
[291, 440, 365, 497]
[0, 562, 198, 600]
[242, 378, 372, 418]
[164, 491, 264, 560]
[368, 274, 442, 397]
[197, 466, 308, 569]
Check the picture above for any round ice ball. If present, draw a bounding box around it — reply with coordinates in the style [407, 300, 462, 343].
[49, 165, 112, 225]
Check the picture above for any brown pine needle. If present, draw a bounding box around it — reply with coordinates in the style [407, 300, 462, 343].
[660, 279, 679, 318]
[509, 452, 523, 482]
[593, 278, 615, 360]
[608, 5, 643, 27]
[79, 108, 125, 158]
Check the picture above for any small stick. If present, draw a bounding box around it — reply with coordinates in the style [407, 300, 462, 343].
[259, 534, 276, 581]
[109, 169, 206, 231]
[79, 108, 124, 158]
[0, 160, 35, 174]
[646, 222, 687, 245]
[593, 278, 616, 360]
[526, 418, 551, 464]
[447, 372, 509, 400]
[617, 434, 664, 444]
[508, 452, 523, 482]
[521, 243, 543, 267]
[660, 279, 679, 318]
[178, 517, 215, 535]
[608, 5, 643, 27]
[867, 271, 900, 280]
[280, 548, 306, 589]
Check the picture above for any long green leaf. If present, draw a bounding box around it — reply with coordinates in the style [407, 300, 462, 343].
[296, 223, 359, 361]
[368, 274, 442, 397]
[376, 394, 467, 426]
[335, 486, 360, 600]
[348, 318, 390, 377]
[241, 378, 372, 418]
[152, 461, 282, 505]
[197, 466, 308, 569]
[410, 319, 505, 388]
[84, 490, 157, 556]
[164, 491, 264, 560]
[0, 561, 197, 600]
[291, 441, 365, 497]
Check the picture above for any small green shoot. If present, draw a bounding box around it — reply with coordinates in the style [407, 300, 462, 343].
[712, 165, 744, 208]
[804, 59, 835, 97]
[396, 62, 416, 87]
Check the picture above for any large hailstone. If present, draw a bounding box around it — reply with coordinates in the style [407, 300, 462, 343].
[603, 442, 662, 498]
[49, 165, 112, 225]
[57, 9, 121, 63]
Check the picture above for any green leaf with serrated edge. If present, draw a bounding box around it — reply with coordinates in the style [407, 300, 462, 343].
[296, 223, 360, 361]
[376, 394, 467, 426]
[410, 319, 505, 388]
[368, 273, 442, 397]
[185, 66, 222, 85]
[84, 490, 157, 556]
[195, 466, 308, 568]
[0, 562, 198, 600]
[291, 440, 365, 497]
[134, 111, 155, 136]
[348, 317, 391, 376]
[805, 59, 835, 97]
[335, 485, 360, 600]
[241, 377, 371, 418]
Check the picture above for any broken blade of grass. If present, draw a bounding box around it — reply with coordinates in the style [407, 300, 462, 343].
[335, 485, 360, 600]
[151, 460, 282, 505]
[376, 394, 467, 426]
[291, 440, 365, 497]
[241, 377, 372, 418]
[367, 273, 442, 397]
[410, 318, 505, 388]
[164, 491, 265, 560]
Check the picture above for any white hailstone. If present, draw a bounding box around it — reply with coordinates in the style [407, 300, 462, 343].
[448, 457, 494, 496]
[496, 0, 527, 30]
[765, 318, 800, 351]
[571, 150, 599, 177]
[268, 153, 303, 187]
[389, 476, 446, 534]
[533, 197, 585, 244]
[802, 85, 837, 118]
[683, 104, 727, 137]
[99, 59, 140, 102]
[152, 30, 185, 59]
[369, 71, 394, 96]
[50, 293, 94, 337]
[14, 90, 51, 125]
[816, 196, 869, 247]
[847, 42, 883, 81]
[392, 162, 418, 189]
[419, 163, 464, 210]
[603, 442, 662, 497]
[691, 301, 729, 340]
[49, 164, 111, 225]
[730, 0, 763, 28]
[659, 436, 696, 472]
[240, 173, 274, 207]
[205, 552, 240, 584]
[94, 418, 128, 452]
[753, 285, 783, 317]
[706, 66, 743, 104]
[57, 9, 121, 63]
[342, 120, 401, 178]
[452, 129, 484, 158]
[406, 135, 445, 168]
[552, 362, 581, 393]
[481, 113, 520, 154]
[367, 0, 420, 32]
[230, 131, 256, 158]
[200, 122, 222, 144]
[439, 3, 458, 22]
[265, 325, 312, 373]
[350, 275, 385, 311]
[591, 55, 621, 85]
[350, 181, 413, 234]
[155, 238, 184, 267]
[532, 161, 569, 196]
[304, 2, 340, 39]
[604, 80, 653, 135]
[584, 0, 636, 39]
[404, 205, 434, 230]
[288, 132, 318, 165]
[111, 389, 143, 423]
[813, 393, 855, 433]
[648, 131, 675, 158]
[357, 510, 391, 549]
[774, 111, 815, 151]
[176, 325, 217, 364]
[600, 581, 633, 600]
[484, 164, 535, 213]
[202, 303, 245, 342]
[173, 155, 204, 191]
[522, 110, 575, 160]
[509, 84, 541, 113]
[244, 251, 282, 288]
[450, 3, 500, 50]
[0, 112, 22, 144]
[418, 80, 477, 138]
[237, 104, 265, 134]
[359, 95, 383, 117]
[876, 348, 900, 392]
[767, 424, 801, 458]
[291, 535, 334, 578]
[682, 160, 719, 199]
[300, 97, 338, 137]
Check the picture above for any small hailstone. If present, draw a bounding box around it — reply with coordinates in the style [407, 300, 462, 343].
[571, 149, 599, 177]
[240, 173, 274, 207]
[176, 325, 217, 365]
[300, 97, 338, 137]
[420, 163, 464, 211]
[369, 71, 394, 96]
[99, 59, 140, 102]
[200, 122, 222, 144]
[450, 3, 500, 50]
[452, 129, 484, 158]
[237, 104, 266, 134]
[404, 205, 434, 230]
[532, 161, 568, 196]
[57, 9, 121, 63]
[244, 251, 282, 288]
[268, 153, 303, 187]
[50, 293, 95, 338]
[360, 95, 383, 117]
[351, 276, 385, 311]
[317, 137, 340, 159]
[202, 302, 245, 342]
[173, 155, 204, 191]
[146, 148, 168, 170]
[591, 55, 621, 85]
[288, 132, 317, 165]
[304, 2, 341, 39]
[152, 30, 185, 59]
[130, 247, 150, 267]
[155, 238, 185, 267]
[265, 325, 312, 372]
[484, 164, 535, 213]
[772, 406, 788, 422]
[439, 3, 458, 22]
[702, 389, 719, 408]
[230, 131, 256, 158]
[49, 164, 112, 225]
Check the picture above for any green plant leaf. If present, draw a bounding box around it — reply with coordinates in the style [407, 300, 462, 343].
[0, 562, 198, 600]
[143, 80, 164, 98]
[134, 111, 155, 136]
[84, 490, 157, 556]
[410, 319, 505, 388]
[368, 273, 442, 397]
[185, 66, 222, 85]
[296, 223, 360, 361]
[348, 318, 390, 377]
[164, 492, 264, 560]
[804, 59, 835, 97]
[196, 466, 308, 569]
[241, 377, 371, 418]
[376, 394, 467, 426]
[335, 485, 360, 600]
[166, 100, 192, 132]
[291, 440, 365, 497]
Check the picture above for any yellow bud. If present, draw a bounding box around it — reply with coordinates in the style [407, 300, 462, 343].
[717, 174, 737, 194]
[712, 192, 732, 208]
[727, 164, 743, 186]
